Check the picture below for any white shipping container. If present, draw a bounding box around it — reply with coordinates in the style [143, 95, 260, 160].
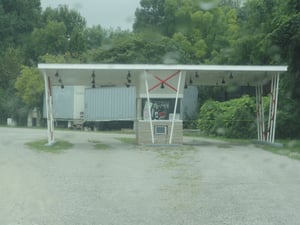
[84, 86, 136, 121]
[43, 86, 85, 120]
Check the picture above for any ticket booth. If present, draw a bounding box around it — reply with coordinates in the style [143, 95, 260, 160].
[136, 70, 186, 144]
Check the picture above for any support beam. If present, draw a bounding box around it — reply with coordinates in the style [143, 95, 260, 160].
[169, 71, 182, 144]
[44, 72, 55, 145]
[144, 70, 154, 144]
[256, 84, 265, 142]
[267, 73, 280, 143]
[272, 73, 280, 142]
[256, 86, 260, 141]
[267, 77, 274, 142]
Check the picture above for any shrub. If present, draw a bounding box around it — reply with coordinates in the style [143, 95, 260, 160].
[198, 95, 257, 138]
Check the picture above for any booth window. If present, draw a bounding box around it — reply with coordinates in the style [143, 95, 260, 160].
[142, 98, 180, 120]
[154, 125, 168, 135]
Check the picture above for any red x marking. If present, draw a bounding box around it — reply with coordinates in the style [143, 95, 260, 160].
[148, 70, 180, 92]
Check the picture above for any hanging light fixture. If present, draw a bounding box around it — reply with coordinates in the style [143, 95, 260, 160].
[127, 74, 131, 83]
[229, 73, 233, 79]
[91, 71, 95, 88]
[161, 82, 165, 89]
[184, 82, 188, 89]
[195, 72, 199, 78]
[126, 71, 131, 84]
[58, 78, 64, 89]
[189, 77, 193, 84]
[221, 78, 226, 84]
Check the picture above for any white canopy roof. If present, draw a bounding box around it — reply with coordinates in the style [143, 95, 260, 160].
[38, 64, 287, 87]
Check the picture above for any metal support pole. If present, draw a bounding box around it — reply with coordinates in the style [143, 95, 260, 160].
[267, 73, 280, 143]
[169, 71, 182, 144]
[144, 70, 154, 144]
[256, 86, 260, 141]
[44, 72, 55, 145]
[272, 73, 280, 143]
[256, 84, 265, 142]
[260, 85, 265, 141]
[267, 77, 274, 142]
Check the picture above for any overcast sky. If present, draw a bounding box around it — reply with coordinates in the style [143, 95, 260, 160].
[40, 0, 141, 30]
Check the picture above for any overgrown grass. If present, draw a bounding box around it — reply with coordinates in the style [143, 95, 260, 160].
[184, 131, 252, 146]
[26, 139, 73, 153]
[261, 140, 300, 160]
[88, 140, 111, 150]
[116, 137, 137, 145]
[184, 131, 300, 160]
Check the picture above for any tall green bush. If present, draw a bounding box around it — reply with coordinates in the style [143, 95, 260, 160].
[198, 95, 257, 138]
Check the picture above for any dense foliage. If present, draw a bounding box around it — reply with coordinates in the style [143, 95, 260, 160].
[198, 96, 257, 138]
[0, 0, 299, 138]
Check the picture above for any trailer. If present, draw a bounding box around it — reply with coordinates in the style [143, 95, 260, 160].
[43, 86, 85, 129]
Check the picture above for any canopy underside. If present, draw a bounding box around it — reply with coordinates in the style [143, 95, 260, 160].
[38, 64, 287, 87]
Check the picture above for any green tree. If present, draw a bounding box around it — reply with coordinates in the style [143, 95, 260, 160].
[133, 0, 241, 63]
[0, 0, 41, 49]
[42, 5, 86, 34]
[68, 27, 86, 57]
[0, 48, 24, 124]
[27, 5, 87, 62]
[227, 0, 283, 65]
[0, 48, 23, 89]
[84, 25, 105, 49]
[39, 53, 81, 64]
[271, 13, 300, 99]
[269, 0, 300, 138]
[15, 66, 44, 108]
[30, 21, 69, 58]
[133, 0, 167, 34]
[86, 31, 169, 63]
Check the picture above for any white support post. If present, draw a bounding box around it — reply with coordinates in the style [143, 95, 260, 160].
[144, 70, 154, 144]
[272, 73, 280, 143]
[169, 71, 182, 144]
[44, 72, 55, 145]
[267, 73, 280, 143]
[256, 86, 260, 141]
[256, 84, 265, 142]
[261, 85, 265, 141]
[267, 77, 274, 142]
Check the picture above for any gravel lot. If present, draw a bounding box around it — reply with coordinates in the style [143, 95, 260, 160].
[0, 127, 300, 225]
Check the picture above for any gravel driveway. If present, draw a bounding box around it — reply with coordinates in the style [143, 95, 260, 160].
[0, 127, 300, 225]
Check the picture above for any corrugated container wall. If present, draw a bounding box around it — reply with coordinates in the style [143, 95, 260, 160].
[43, 86, 85, 120]
[182, 86, 198, 119]
[43, 86, 74, 119]
[73, 86, 85, 119]
[84, 86, 136, 121]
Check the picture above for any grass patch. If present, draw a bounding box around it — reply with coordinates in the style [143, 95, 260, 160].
[26, 139, 73, 153]
[184, 131, 300, 160]
[116, 137, 137, 145]
[260, 140, 300, 160]
[94, 143, 111, 150]
[88, 140, 111, 150]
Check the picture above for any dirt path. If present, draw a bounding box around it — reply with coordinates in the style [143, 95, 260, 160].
[0, 127, 300, 225]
